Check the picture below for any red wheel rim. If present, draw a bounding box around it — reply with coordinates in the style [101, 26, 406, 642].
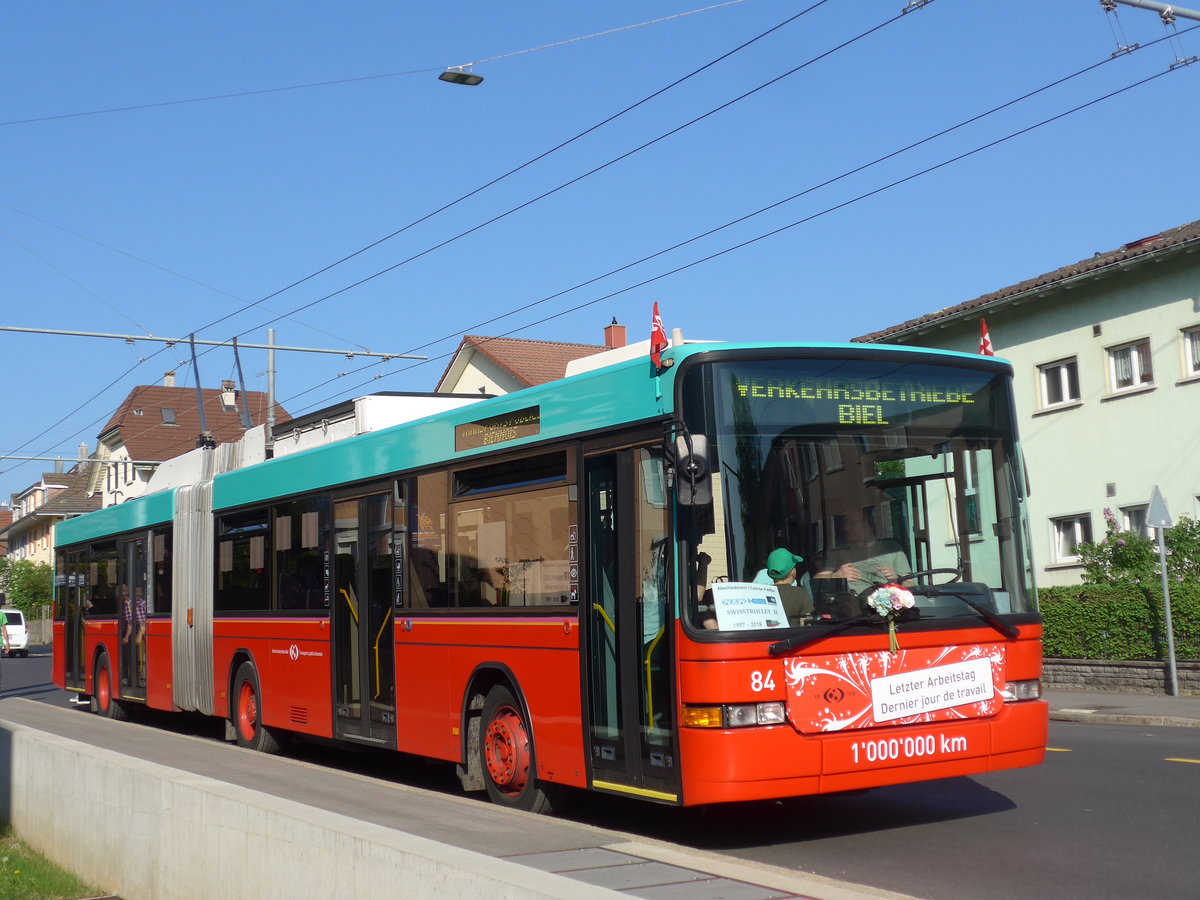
[238, 680, 258, 741]
[96, 662, 110, 710]
[483, 706, 530, 796]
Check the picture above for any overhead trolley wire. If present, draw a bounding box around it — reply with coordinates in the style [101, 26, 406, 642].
[287, 52, 1192, 414]
[6, 4, 792, 472]
[0, 201, 371, 352]
[455, 1, 754, 68]
[377, 42, 1145, 363]
[0, 3, 756, 129]
[222, 0, 905, 351]
[280, 26, 1189, 407]
[0, 352, 168, 476]
[189, 1, 835, 342]
[13, 13, 1188, 469]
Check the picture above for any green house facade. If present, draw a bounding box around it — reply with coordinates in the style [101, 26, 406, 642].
[856, 220, 1200, 586]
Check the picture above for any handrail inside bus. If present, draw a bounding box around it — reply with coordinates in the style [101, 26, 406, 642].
[373, 608, 392, 699]
[591, 603, 615, 634]
[644, 626, 665, 726]
[340, 588, 359, 624]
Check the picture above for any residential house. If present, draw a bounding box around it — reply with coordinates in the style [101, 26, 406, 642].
[855, 220, 1200, 586]
[1, 461, 101, 564]
[0, 507, 13, 557]
[435, 321, 628, 395]
[89, 373, 290, 507]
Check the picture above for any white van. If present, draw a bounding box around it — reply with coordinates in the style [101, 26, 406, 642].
[2, 609, 29, 657]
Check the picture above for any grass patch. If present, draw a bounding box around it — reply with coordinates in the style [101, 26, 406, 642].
[0, 829, 105, 900]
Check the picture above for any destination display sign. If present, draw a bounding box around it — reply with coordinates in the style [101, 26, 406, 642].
[454, 406, 541, 451]
[731, 375, 984, 427]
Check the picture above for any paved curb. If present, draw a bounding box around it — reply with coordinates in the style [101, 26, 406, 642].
[1050, 709, 1200, 728]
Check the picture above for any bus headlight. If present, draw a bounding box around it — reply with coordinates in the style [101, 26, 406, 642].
[681, 702, 787, 728]
[1001, 679, 1042, 702]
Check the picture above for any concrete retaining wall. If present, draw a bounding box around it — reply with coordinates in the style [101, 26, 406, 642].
[1043, 658, 1200, 695]
[0, 721, 618, 900]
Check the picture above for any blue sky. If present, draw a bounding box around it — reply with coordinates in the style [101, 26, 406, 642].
[2, 1, 1198, 503]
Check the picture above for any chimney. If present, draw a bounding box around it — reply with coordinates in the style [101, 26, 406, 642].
[221, 379, 237, 410]
[604, 317, 626, 350]
[78, 442, 89, 459]
[164, 371, 176, 388]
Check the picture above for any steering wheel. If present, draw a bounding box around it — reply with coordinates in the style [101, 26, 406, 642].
[897, 567, 962, 584]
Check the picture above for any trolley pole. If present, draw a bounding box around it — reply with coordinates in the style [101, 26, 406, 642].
[267, 328, 277, 459]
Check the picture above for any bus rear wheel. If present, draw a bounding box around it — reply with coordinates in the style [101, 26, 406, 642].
[232, 662, 285, 754]
[479, 685, 561, 814]
[93, 652, 128, 721]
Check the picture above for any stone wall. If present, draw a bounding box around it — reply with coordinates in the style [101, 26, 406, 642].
[1044, 658, 1200, 696]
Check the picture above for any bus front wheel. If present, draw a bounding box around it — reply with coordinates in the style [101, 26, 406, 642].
[232, 662, 285, 754]
[92, 652, 127, 721]
[479, 685, 561, 814]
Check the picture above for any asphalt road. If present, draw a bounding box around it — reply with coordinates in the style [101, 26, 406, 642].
[9, 649, 1198, 900]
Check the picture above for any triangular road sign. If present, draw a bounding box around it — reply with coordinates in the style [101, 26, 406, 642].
[1147, 485, 1173, 530]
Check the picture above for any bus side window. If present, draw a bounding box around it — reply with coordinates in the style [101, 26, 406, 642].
[408, 473, 449, 609]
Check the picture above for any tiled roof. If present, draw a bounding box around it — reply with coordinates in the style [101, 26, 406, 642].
[854, 220, 1200, 343]
[0, 465, 99, 540]
[437, 335, 606, 390]
[33, 467, 100, 516]
[98, 385, 290, 462]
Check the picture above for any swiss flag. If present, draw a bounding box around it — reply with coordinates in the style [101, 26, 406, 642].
[979, 318, 994, 356]
[650, 302, 669, 368]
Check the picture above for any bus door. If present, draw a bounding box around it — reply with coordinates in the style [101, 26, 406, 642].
[331, 491, 398, 748]
[62, 550, 87, 691]
[118, 536, 148, 701]
[583, 444, 679, 802]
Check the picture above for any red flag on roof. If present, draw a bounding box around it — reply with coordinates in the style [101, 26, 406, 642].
[979, 318, 994, 356]
[650, 302, 669, 368]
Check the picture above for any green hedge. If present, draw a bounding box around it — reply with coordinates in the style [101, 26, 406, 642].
[1040, 583, 1200, 661]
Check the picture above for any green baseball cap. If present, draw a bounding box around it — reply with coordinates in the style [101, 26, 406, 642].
[766, 548, 804, 580]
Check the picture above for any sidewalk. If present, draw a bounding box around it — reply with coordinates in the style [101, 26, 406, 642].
[1046, 687, 1200, 728]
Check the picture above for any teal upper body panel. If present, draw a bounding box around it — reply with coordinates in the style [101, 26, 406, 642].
[55, 488, 175, 548]
[213, 349, 668, 511]
[48, 343, 1008, 525]
[213, 341, 1010, 512]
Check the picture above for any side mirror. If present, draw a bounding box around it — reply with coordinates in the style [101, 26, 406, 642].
[674, 434, 712, 506]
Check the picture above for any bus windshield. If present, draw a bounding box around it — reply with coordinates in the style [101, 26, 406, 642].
[682, 355, 1037, 637]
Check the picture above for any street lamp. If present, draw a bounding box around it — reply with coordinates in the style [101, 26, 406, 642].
[439, 66, 483, 86]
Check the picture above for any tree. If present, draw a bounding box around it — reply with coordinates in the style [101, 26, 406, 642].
[0, 559, 54, 612]
[1079, 509, 1200, 586]
[1165, 515, 1200, 583]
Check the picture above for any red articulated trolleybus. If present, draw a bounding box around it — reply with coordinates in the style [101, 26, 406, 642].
[53, 341, 1047, 812]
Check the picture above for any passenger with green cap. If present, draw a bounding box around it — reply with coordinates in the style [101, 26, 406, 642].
[757, 548, 813, 625]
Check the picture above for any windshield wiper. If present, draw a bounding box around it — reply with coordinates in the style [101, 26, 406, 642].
[768, 615, 877, 657]
[911, 584, 1019, 640]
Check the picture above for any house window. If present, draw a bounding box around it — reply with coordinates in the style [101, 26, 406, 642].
[1184, 326, 1200, 377]
[1107, 339, 1153, 392]
[1039, 358, 1080, 407]
[1121, 505, 1150, 539]
[1051, 514, 1092, 564]
[161, 408, 177, 425]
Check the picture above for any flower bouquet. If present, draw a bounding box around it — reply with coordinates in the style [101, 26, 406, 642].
[867, 583, 915, 653]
